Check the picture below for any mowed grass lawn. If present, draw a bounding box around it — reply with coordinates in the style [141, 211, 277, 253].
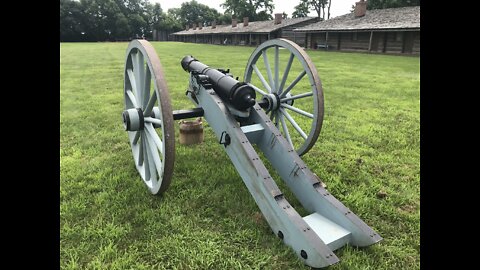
[60, 41, 419, 269]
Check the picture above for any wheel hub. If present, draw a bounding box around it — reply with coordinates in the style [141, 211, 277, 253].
[263, 93, 281, 112]
[122, 108, 144, 131]
[263, 93, 294, 112]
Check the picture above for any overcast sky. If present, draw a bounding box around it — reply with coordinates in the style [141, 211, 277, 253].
[151, 0, 357, 19]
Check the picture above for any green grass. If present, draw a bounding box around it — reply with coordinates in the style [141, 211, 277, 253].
[60, 41, 420, 269]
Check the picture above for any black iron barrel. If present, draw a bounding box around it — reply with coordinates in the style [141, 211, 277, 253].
[181, 55, 256, 110]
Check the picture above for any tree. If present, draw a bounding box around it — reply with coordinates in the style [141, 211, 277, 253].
[217, 13, 233, 25]
[128, 13, 147, 38]
[60, 0, 87, 41]
[292, 0, 332, 20]
[178, 0, 221, 27]
[158, 11, 183, 32]
[255, 11, 272, 21]
[221, 0, 253, 20]
[327, 0, 331, 19]
[78, 0, 149, 40]
[221, 0, 275, 21]
[122, 0, 150, 37]
[114, 12, 131, 38]
[310, 0, 322, 19]
[254, 0, 274, 16]
[146, 3, 163, 29]
[79, 0, 116, 41]
[292, 0, 309, 18]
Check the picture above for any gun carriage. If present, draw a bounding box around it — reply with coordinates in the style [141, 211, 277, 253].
[121, 39, 382, 268]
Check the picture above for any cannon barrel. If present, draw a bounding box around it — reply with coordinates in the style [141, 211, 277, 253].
[181, 55, 256, 110]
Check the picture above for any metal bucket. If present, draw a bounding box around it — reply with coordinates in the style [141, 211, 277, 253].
[179, 117, 204, 145]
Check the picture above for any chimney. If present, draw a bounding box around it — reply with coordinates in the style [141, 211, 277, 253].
[232, 18, 237, 27]
[354, 0, 367, 17]
[212, 20, 216, 29]
[199, 23, 203, 30]
[192, 23, 196, 30]
[185, 24, 189, 31]
[274, 13, 282, 24]
[243, 17, 249, 27]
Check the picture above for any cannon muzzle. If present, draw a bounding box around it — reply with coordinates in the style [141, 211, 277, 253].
[181, 55, 255, 110]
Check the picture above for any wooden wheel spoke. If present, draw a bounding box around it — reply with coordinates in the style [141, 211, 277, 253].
[144, 117, 162, 127]
[280, 92, 313, 102]
[274, 46, 279, 93]
[141, 134, 148, 176]
[134, 52, 145, 104]
[252, 64, 272, 93]
[274, 111, 279, 128]
[281, 103, 314, 119]
[144, 136, 157, 182]
[279, 113, 293, 149]
[133, 131, 140, 145]
[143, 67, 151, 109]
[280, 108, 307, 140]
[247, 83, 268, 96]
[144, 90, 157, 116]
[126, 90, 138, 108]
[144, 133, 162, 180]
[138, 133, 144, 166]
[144, 123, 164, 154]
[279, 53, 295, 95]
[281, 70, 307, 98]
[126, 69, 139, 103]
[262, 50, 275, 92]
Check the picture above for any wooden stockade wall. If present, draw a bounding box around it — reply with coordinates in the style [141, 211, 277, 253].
[173, 33, 272, 46]
[171, 17, 318, 48]
[280, 19, 319, 48]
[152, 30, 174, 41]
[307, 30, 419, 55]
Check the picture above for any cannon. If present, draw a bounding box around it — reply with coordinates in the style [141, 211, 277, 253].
[121, 39, 382, 268]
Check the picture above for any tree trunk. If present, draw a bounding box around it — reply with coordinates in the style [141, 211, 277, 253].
[327, 0, 331, 19]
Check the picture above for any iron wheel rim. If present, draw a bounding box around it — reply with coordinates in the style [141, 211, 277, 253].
[244, 38, 324, 156]
[123, 40, 175, 195]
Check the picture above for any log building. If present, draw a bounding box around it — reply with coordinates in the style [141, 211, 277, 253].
[294, 2, 420, 54]
[171, 15, 318, 48]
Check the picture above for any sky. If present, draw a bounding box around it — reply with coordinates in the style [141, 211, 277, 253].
[151, 0, 358, 19]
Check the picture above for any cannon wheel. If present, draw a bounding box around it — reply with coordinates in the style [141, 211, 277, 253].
[122, 40, 175, 195]
[244, 38, 324, 156]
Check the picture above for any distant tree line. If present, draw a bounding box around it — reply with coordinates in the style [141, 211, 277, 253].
[60, 0, 277, 42]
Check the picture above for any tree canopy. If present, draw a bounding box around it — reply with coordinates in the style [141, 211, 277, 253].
[221, 0, 274, 21]
[60, 0, 155, 41]
[61, 0, 273, 42]
[292, 1, 332, 20]
[292, 1, 309, 18]
[366, 0, 420, 10]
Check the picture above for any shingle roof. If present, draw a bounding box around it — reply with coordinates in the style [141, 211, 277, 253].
[294, 6, 420, 32]
[172, 17, 317, 35]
